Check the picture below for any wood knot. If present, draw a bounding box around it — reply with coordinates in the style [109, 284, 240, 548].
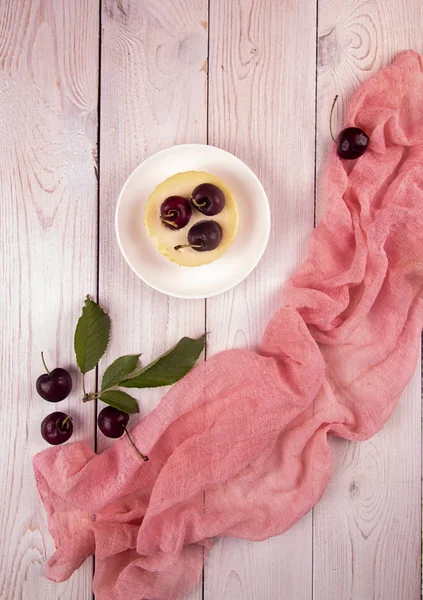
[349, 480, 359, 497]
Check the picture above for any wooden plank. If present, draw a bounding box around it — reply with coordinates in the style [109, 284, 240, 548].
[204, 0, 317, 598]
[314, 2, 423, 599]
[98, 1, 208, 599]
[0, 1, 99, 599]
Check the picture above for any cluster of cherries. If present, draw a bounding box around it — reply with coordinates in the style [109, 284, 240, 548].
[37, 353, 133, 446]
[161, 183, 225, 252]
[36, 98, 368, 447]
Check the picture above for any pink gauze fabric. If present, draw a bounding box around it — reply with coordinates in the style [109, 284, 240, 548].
[33, 50, 423, 600]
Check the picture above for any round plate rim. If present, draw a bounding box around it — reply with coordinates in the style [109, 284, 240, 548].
[115, 143, 271, 299]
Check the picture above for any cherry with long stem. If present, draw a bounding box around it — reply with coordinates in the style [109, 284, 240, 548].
[329, 94, 369, 159]
[175, 221, 222, 253]
[37, 352, 73, 402]
[97, 406, 149, 462]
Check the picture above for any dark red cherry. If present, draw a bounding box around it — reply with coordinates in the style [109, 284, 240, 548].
[97, 406, 129, 438]
[191, 183, 225, 216]
[175, 220, 222, 252]
[337, 127, 369, 159]
[329, 94, 369, 160]
[97, 406, 149, 461]
[41, 412, 73, 445]
[36, 352, 72, 402]
[160, 196, 192, 229]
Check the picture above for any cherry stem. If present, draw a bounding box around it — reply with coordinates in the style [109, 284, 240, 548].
[192, 197, 207, 208]
[41, 351, 50, 375]
[165, 210, 177, 218]
[329, 94, 339, 143]
[59, 416, 72, 431]
[160, 217, 178, 228]
[124, 427, 149, 462]
[174, 243, 203, 251]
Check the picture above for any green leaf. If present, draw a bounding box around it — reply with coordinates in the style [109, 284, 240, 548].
[122, 334, 205, 389]
[100, 390, 139, 414]
[101, 354, 141, 391]
[74, 295, 111, 374]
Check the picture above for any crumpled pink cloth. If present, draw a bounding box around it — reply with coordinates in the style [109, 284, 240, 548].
[34, 50, 423, 600]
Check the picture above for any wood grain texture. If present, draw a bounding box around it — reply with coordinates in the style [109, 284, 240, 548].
[204, 0, 317, 598]
[98, 1, 208, 598]
[0, 1, 99, 599]
[314, 1, 423, 598]
[1, 2, 422, 600]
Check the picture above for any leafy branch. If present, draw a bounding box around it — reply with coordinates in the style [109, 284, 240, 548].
[74, 296, 206, 414]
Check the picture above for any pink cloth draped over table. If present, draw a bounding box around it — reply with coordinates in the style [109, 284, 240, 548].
[33, 50, 423, 600]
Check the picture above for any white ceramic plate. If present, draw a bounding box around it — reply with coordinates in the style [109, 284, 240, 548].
[115, 144, 270, 299]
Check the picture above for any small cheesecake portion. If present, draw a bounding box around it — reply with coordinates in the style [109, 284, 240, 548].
[145, 171, 238, 267]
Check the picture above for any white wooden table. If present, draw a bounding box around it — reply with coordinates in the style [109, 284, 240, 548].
[1, 1, 422, 599]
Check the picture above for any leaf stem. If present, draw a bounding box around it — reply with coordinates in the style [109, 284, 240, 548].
[94, 386, 115, 398]
[82, 385, 123, 403]
[329, 94, 339, 143]
[41, 351, 50, 375]
[124, 427, 149, 462]
[82, 373, 87, 396]
[101, 386, 115, 395]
